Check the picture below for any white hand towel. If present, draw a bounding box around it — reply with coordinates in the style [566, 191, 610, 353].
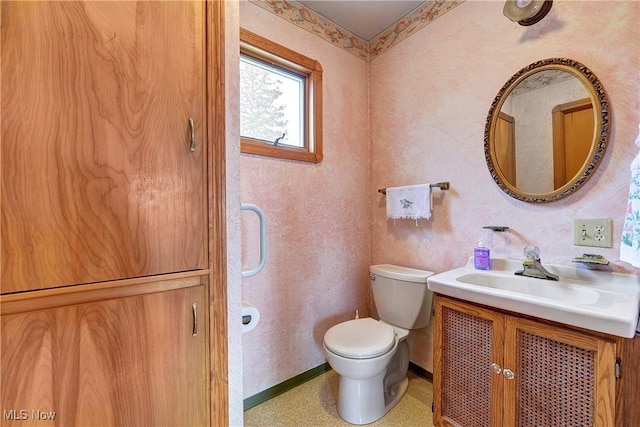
[620, 125, 640, 267]
[386, 184, 432, 220]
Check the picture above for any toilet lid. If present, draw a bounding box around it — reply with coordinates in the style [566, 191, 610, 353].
[324, 318, 395, 359]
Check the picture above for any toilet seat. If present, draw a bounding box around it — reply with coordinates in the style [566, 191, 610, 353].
[324, 318, 395, 359]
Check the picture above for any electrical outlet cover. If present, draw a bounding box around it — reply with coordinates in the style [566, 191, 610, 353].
[573, 219, 613, 248]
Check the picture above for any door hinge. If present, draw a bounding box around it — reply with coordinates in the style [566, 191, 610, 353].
[615, 358, 621, 379]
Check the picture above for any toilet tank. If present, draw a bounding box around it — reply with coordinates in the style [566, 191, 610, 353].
[370, 264, 434, 329]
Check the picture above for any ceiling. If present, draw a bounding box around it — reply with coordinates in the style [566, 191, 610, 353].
[298, 0, 427, 41]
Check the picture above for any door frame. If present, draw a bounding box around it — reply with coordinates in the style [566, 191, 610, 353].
[207, 1, 229, 425]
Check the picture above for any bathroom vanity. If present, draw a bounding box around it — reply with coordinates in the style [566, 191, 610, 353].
[428, 259, 640, 426]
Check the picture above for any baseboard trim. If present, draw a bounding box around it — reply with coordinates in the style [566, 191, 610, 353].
[409, 361, 433, 382]
[243, 361, 431, 411]
[243, 362, 332, 411]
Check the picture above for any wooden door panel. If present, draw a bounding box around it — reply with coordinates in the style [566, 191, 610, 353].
[563, 107, 594, 177]
[552, 98, 594, 189]
[1, 284, 208, 426]
[1, 1, 206, 292]
[494, 112, 516, 187]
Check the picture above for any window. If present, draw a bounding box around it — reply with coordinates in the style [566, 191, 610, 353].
[240, 28, 323, 163]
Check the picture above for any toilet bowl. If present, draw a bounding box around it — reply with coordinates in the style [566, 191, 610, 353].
[323, 318, 409, 424]
[323, 264, 433, 425]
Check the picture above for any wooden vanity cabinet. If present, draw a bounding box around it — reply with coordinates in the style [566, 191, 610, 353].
[433, 295, 618, 427]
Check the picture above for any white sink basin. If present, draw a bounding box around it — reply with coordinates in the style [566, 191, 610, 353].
[427, 258, 640, 338]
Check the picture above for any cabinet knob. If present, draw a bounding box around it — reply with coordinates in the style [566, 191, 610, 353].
[491, 363, 502, 374]
[503, 369, 515, 380]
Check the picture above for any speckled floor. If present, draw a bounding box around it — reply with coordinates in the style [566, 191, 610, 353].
[244, 370, 434, 427]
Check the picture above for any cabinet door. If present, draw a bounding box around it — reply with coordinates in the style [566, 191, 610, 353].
[1, 1, 207, 293]
[1, 285, 208, 426]
[503, 317, 616, 427]
[433, 296, 505, 427]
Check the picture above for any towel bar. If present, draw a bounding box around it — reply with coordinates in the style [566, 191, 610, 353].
[378, 182, 450, 195]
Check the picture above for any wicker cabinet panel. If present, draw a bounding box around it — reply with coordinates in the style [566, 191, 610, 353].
[434, 295, 617, 427]
[516, 329, 595, 426]
[503, 316, 616, 427]
[441, 307, 493, 426]
[434, 297, 504, 427]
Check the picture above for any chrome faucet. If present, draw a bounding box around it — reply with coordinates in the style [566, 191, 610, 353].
[515, 246, 559, 281]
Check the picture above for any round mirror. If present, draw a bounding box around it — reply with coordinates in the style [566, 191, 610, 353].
[484, 58, 609, 203]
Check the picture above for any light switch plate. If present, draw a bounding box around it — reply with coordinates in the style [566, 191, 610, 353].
[573, 219, 613, 248]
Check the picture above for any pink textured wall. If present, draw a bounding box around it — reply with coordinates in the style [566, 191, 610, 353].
[239, 2, 371, 398]
[370, 0, 640, 372]
[237, 0, 639, 400]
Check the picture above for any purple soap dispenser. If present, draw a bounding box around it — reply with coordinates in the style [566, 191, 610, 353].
[474, 240, 491, 270]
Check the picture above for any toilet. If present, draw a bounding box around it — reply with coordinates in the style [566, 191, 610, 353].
[323, 264, 434, 425]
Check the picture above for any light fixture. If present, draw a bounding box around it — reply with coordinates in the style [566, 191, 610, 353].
[503, 0, 553, 26]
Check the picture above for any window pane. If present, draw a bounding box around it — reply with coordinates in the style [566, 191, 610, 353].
[240, 55, 305, 148]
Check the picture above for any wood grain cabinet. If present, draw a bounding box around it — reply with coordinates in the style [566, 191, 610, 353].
[433, 295, 618, 427]
[1, 1, 219, 425]
[1, 0, 207, 293]
[1, 281, 208, 426]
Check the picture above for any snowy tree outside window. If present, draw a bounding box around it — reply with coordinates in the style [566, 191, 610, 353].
[240, 55, 304, 148]
[239, 28, 323, 164]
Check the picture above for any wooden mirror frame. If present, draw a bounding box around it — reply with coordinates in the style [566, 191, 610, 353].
[484, 58, 609, 203]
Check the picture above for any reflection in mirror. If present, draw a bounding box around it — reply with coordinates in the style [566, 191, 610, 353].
[485, 58, 609, 203]
[499, 70, 592, 193]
